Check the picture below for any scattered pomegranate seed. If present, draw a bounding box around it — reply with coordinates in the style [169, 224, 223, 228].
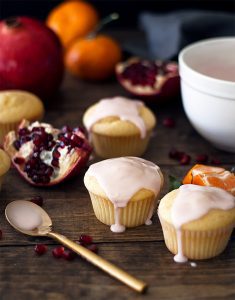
[196, 154, 208, 163]
[79, 234, 93, 245]
[87, 244, 98, 254]
[34, 244, 47, 256]
[30, 196, 43, 206]
[52, 246, 65, 258]
[0, 229, 2, 239]
[169, 148, 179, 159]
[169, 148, 185, 160]
[62, 250, 77, 261]
[180, 154, 191, 165]
[211, 158, 221, 165]
[163, 117, 175, 128]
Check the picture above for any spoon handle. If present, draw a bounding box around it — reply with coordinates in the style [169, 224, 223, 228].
[47, 231, 147, 293]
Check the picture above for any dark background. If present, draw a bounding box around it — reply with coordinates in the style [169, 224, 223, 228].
[1, 0, 235, 28]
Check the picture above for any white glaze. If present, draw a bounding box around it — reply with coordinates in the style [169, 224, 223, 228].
[7, 201, 42, 231]
[171, 184, 235, 263]
[86, 157, 163, 232]
[84, 97, 147, 138]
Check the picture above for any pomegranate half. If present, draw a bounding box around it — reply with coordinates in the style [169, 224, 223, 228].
[4, 120, 92, 186]
[116, 57, 180, 102]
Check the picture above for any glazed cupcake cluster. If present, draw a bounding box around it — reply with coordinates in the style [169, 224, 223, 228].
[1, 89, 235, 265]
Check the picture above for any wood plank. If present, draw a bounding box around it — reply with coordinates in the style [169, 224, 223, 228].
[0, 241, 235, 300]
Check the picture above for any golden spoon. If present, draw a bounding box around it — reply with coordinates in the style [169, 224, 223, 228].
[5, 200, 147, 293]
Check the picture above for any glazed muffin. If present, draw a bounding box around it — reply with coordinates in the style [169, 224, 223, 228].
[158, 184, 235, 262]
[83, 96, 156, 158]
[0, 149, 11, 191]
[84, 157, 163, 232]
[0, 90, 44, 145]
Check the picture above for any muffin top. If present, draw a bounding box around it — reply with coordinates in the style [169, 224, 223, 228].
[0, 149, 11, 176]
[83, 96, 156, 138]
[0, 91, 44, 124]
[158, 184, 235, 231]
[84, 157, 163, 207]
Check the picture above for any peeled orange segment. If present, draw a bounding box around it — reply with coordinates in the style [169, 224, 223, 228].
[183, 164, 235, 195]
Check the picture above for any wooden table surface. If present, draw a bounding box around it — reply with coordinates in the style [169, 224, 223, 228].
[1, 70, 235, 300]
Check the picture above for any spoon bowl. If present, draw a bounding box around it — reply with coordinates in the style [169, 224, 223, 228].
[5, 200, 147, 293]
[5, 200, 52, 236]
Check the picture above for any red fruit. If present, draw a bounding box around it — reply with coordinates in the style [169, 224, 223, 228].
[30, 196, 43, 206]
[52, 246, 65, 258]
[79, 234, 93, 245]
[211, 158, 221, 165]
[163, 117, 175, 128]
[34, 244, 47, 255]
[62, 250, 77, 261]
[180, 154, 191, 165]
[87, 244, 98, 253]
[0, 17, 64, 99]
[4, 119, 92, 186]
[196, 154, 208, 164]
[116, 57, 180, 103]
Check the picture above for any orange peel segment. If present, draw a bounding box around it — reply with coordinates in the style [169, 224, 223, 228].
[183, 164, 235, 196]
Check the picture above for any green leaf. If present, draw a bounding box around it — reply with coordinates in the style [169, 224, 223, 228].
[168, 175, 182, 192]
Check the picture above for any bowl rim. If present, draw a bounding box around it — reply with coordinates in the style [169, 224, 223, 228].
[179, 37, 235, 86]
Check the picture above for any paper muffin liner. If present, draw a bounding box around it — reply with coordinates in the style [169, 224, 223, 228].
[0, 175, 4, 192]
[0, 122, 20, 146]
[88, 191, 156, 228]
[159, 216, 234, 260]
[91, 130, 152, 158]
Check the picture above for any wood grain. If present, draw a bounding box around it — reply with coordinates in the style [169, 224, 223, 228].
[0, 65, 235, 300]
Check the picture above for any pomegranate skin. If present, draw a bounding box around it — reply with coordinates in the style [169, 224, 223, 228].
[0, 17, 64, 99]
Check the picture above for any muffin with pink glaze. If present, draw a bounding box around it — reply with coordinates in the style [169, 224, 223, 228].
[84, 157, 163, 232]
[83, 96, 156, 158]
[158, 184, 235, 262]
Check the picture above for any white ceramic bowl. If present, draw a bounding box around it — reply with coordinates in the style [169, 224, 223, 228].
[179, 37, 235, 152]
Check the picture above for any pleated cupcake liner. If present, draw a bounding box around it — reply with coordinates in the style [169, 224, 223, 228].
[0, 122, 20, 146]
[91, 131, 152, 158]
[0, 175, 4, 192]
[88, 191, 156, 228]
[159, 216, 234, 260]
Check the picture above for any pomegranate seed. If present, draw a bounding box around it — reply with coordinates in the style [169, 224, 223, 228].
[62, 250, 77, 261]
[52, 246, 65, 258]
[0, 229, 2, 239]
[61, 125, 72, 133]
[211, 158, 221, 165]
[30, 196, 43, 206]
[196, 154, 208, 163]
[13, 157, 25, 165]
[34, 244, 47, 255]
[180, 154, 191, 165]
[163, 117, 175, 128]
[169, 148, 179, 159]
[13, 140, 21, 150]
[79, 234, 93, 245]
[87, 244, 98, 253]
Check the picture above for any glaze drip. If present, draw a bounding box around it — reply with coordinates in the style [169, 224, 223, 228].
[86, 157, 163, 232]
[171, 184, 235, 263]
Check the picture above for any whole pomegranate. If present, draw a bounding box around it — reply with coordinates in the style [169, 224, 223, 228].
[0, 17, 64, 99]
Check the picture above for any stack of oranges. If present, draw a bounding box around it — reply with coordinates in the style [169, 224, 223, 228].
[47, 0, 122, 80]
